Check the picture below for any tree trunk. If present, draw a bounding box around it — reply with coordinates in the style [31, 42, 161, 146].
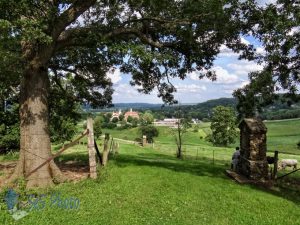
[9, 66, 66, 188]
[176, 123, 182, 159]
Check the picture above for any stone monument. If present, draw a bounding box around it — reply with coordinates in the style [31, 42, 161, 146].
[237, 118, 268, 180]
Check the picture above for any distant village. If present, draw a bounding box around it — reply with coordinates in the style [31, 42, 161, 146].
[107, 108, 202, 127]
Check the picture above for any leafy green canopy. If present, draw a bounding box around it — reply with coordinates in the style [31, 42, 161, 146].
[139, 125, 159, 143]
[234, 0, 300, 118]
[209, 106, 238, 146]
[0, 0, 257, 106]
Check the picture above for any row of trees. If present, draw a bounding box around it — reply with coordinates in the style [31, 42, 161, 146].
[92, 110, 154, 130]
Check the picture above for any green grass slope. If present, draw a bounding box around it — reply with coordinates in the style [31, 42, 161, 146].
[1, 144, 300, 225]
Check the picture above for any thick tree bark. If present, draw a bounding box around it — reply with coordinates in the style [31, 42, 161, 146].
[9, 65, 66, 188]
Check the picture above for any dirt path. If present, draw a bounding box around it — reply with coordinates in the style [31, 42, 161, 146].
[0, 160, 89, 190]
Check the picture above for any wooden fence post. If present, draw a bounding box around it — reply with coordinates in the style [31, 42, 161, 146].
[273, 151, 279, 180]
[87, 118, 97, 179]
[102, 133, 110, 166]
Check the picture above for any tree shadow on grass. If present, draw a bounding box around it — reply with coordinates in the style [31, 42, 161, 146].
[113, 152, 228, 179]
[246, 172, 300, 205]
[113, 152, 300, 205]
[54, 152, 89, 164]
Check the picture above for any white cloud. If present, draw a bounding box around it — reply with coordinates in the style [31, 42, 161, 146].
[218, 44, 239, 58]
[112, 83, 163, 103]
[188, 66, 239, 84]
[288, 26, 300, 36]
[175, 84, 207, 93]
[222, 80, 250, 94]
[227, 61, 263, 76]
[241, 37, 250, 45]
[213, 66, 239, 84]
[256, 0, 277, 5]
[107, 68, 122, 83]
[217, 37, 249, 58]
[188, 71, 200, 80]
[256, 47, 266, 55]
[114, 83, 137, 96]
[239, 80, 250, 88]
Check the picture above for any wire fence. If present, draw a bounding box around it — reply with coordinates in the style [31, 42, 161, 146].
[153, 142, 233, 166]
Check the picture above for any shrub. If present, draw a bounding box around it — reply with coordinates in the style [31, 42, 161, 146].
[94, 117, 102, 139]
[101, 122, 117, 129]
[138, 126, 159, 143]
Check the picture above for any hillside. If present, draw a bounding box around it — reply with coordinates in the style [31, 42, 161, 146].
[87, 96, 300, 121]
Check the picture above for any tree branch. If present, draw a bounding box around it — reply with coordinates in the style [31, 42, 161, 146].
[55, 26, 175, 51]
[52, 0, 96, 40]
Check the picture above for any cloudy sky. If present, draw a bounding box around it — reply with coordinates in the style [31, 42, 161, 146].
[106, 0, 275, 104]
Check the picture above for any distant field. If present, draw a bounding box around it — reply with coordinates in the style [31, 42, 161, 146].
[265, 119, 300, 154]
[103, 119, 300, 155]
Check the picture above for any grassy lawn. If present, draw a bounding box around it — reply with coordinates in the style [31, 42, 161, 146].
[265, 119, 300, 154]
[1, 119, 300, 224]
[1, 143, 300, 225]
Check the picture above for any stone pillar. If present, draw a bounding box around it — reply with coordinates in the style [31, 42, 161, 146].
[237, 118, 268, 180]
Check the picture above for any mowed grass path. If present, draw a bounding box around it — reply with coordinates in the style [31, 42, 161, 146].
[1, 144, 300, 225]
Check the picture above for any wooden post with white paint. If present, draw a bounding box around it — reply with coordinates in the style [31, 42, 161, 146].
[87, 118, 97, 179]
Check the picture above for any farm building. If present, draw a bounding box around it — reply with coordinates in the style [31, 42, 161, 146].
[153, 118, 180, 127]
[111, 109, 122, 121]
[124, 108, 139, 121]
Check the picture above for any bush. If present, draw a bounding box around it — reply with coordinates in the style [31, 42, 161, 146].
[50, 117, 78, 144]
[138, 126, 159, 143]
[134, 137, 142, 143]
[111, 117, 119, 123]
[202, 118, 210, 122]
[297, 141, 300, 149]
[117, 123, 132, 130]
[0, 123, 20, 153]
[94, 117, 102, 139]
[193, 125, 200, 133]
[102, 122, 117, 129]
[0, 103, 20, 153]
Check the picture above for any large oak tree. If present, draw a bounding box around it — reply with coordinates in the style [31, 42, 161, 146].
[0, 0, 257, 188]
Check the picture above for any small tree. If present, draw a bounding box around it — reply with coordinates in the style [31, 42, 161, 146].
[127, 116, 133, 123]
[139, 126, 159, 143]
[131, 118, 139, 128]
[140, 111, 154, 126]
[209, 106, 238, 146]
[171, 109, 192, 159]
[104, 113, 112, 123]
[118, 114, 125, 121]
[93, 116, 102, 139]
[111, 117, 119, 123]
